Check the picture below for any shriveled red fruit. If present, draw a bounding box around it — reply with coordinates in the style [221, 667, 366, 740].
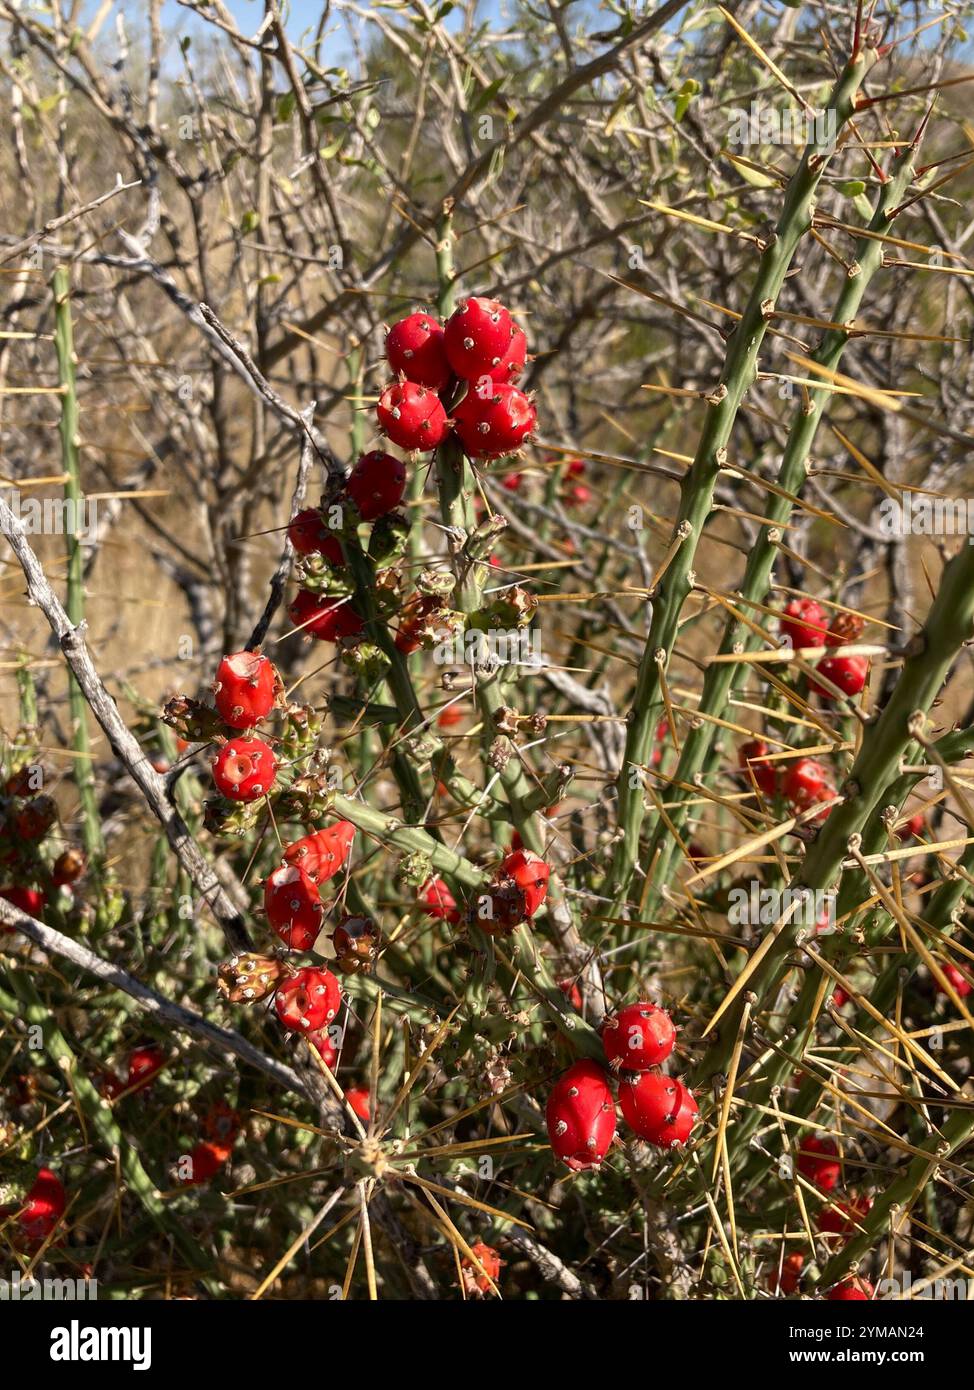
[811, 653, 868, 700]
[618, 1073, 697, 1148]
[782, 757, 832, 812]
[127, 1042, 165, 1093]
[308, 1027, 337, 1069]
[739, 738, 777, 795]
[331, 915, 381, 974]
[282, 822, 355, 886]
[602, 1001, 675, 1072]
[419, 876, 460, 924]
[385, 311, 450, 389]
[275, 966, 342, 1034]
[14, 795, 56, 840]
[347, 450, 407, 520]
[213, 650, 278, 729]
[828, 1276, 873, 1301]
[444, 296, 517, 380]
[376, 381, 449, 451]
[287, 508, 343, 560]
[936, 962, 972, 999]
[211, 736, 277, 802]
[796, 1134, 841, 1192]
[288, 589, 364, 642]
[344, 1086, 370, 1123]
[52, 847, 86, 886]
[264, 864, 323, 951]
[181, 1140, 233, 1186]
[825, 611, 865, 645]
[18, 1167, 65, 1245]
[768, 1251, 804, 1295]
[452, 383, 537, 459]
[817, 1194, 872, 1237]
[545, 1059, 616, 1171]
[461, 1241, 503, 1296]
[500, 847, 549, 918]
[780, 597, 828, 648]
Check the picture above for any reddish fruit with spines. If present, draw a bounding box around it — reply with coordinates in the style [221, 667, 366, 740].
[602, 1001, 676, 1072]
[419, 876, 460, 924]
[461, 1241, 503, 1296]
[288, 589, 364, 642]
[500, 847, 549, 918]
[739, 738, 777, 795]
[274, 966, 342, 1034]
[768, 1251, 804, 1295]
[817, 1193, 872, 1236]
[545, 1059, 616, 1171]
[452, 383, 537, 458]
[347, 450, 407, 520]
[14, 795, 56, 840]
[828, 1276, 874, 1301]
[936, 962, 972, 999]
[811, 653, 869, 700]
[282, 822, 355, 886]
[213, 650, 278, 729]
[287, 508, 343, 560]
[385, 311, 450, 389]
[127, 1042, 165, 1093]
[344, 1087, 370, 1123]
[52, 847, 86, 886]
[443, 296, 518, 380]
[618, 1073, 698, 1148]
[211, 736, 277, 802]
[780, 597, 828, 648]
[488, 322, 527, 384]
[17, 1167, 66, 1245]
[376, 381, 449, 451]
[796, 1134, 841, 1191]
[824, 610, 865, 645]
[181, 1140, 233, 1186]
[331, 915, 381, 974]
[782, 757, 833, 812]
[264, 864, 323, 952]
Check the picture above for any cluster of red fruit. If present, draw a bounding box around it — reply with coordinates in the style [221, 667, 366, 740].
[0, 766, 86, 930]
[416, 846, 550, 934]
[780, 598, 869, 700]
[209, 650, 282, 802]
[378, 298, 536, 458]
[739, 741, 836, 821]
[545, 1002, 697, 1170]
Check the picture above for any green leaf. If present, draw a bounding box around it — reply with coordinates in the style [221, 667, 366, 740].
[276, 91, 296, 124]
[839, 180, 866, 198]
[673, 78, 700, 124]
[240, 210, 259, 234]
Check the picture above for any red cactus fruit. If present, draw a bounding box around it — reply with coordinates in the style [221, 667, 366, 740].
[563, 483, 592, 508]
[896, 811, 925, 843]
[344, 1086, 370, 1123]
[331, 915, 381, 974]
[832, 985, 849, 1008]
[558, 977, 584, 1011]
[211, 736, 277, 802]
[824, 611, 865, 645]
[213, 650, 278, 729]
[14, 795, 57, 840]
[1, 885, 47, 924]
[796, 1134, 841, 1192]
[385, 311, 450, 389]
[782, 757, 832, 812]
[127, 1042, 165, 1093]
[780, 597, 828, 648]
[443, 296, 518, 380]
[500, 847, 549, 918]
[936, 962, 972, 999]
[817, 1194, 873, 1237]
[768, 1250, 804, 1295]
[545, 1059, 616, 1171]
[288, 589, 364, 642]
[181, 1139, 233, 1186]
[347, 450, 407, 520]
[275, 966, 342, 1034]
[501, 470, 523, 491]
[52, 847, 86, 886]
[618, 1073, 698, 1148]
[202, 1100, 241, 1144]
[376, 381, 449, 451]
[452, 383, 537, 458]
[282, 822, 355, 886]
[811, 653, 869, 700]
[739, 738, 778, 795]
[308, 1027, 337, 1069]
[828, 1276, 874, 1301]
[437, 702, 465, 728]
[489, 323, 527, 385]
[602, 1001, 676, 1072]
[18, 1167, 66, 1245]
[264, 864, 323, 951]
[287, 507, 343, 560]
[461, 1241, 503, 1296]
[419, 876, 460, 924]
